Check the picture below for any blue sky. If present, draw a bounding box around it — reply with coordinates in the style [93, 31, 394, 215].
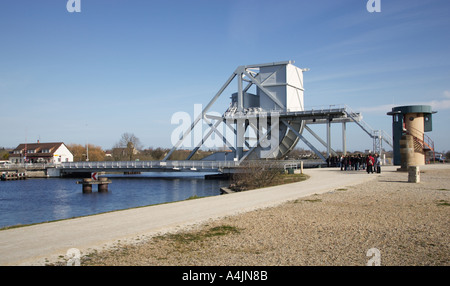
[1, 0, 449, 153]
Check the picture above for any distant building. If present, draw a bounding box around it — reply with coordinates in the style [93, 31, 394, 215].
[105, 150, 113, 158]
[10, 142, 74, 164]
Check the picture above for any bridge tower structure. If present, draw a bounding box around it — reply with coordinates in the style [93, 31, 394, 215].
[164, 61, 312, 163]
[164, 61, 392, 163]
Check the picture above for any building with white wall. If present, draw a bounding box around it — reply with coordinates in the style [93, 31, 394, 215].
[10, 142, 74, 164]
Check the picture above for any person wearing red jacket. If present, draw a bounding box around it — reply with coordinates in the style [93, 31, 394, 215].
[366, 154, 375, 174]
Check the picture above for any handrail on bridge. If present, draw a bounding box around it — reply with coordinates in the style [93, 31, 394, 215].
[58, 160, 242, 171]
[58, 160, 305, 171]
[0, 163, 56, 170]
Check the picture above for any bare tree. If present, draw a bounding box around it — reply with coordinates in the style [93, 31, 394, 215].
[113, 133, 143, 161]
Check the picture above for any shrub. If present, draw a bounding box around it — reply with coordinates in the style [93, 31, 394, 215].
[230, 161, 284, 192]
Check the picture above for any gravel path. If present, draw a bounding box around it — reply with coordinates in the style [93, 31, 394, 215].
[80, 165, 450, 266]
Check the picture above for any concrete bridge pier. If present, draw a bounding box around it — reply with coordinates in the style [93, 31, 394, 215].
[98, 178, 110, 193]
[81, 178, 93, 194]
[77, 178, 111, 193]
[46, 167, 61, 178]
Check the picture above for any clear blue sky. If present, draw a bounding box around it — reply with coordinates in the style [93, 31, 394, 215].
[1, 0, 449, 153]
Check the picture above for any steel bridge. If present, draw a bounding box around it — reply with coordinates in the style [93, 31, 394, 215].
[58, 160, 239, 174]
[164, 61, 393, 164]
[2, 160, 316, 177]
[50, 159, 323, 177]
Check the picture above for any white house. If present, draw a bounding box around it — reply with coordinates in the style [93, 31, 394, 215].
[10, 142, 74, 164]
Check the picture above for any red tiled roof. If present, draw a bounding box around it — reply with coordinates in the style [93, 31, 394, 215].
[10, 142, 66, 157]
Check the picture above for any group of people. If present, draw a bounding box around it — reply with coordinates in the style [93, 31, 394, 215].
[326, 154, 382, 174]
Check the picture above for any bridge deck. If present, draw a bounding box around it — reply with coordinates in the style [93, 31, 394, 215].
[2, 160, 322, 176]
[56, 160, 315, 174]
[58, 160, 238, 173]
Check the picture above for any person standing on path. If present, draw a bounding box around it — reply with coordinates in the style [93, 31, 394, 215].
[375, 153, 381, 173]
[366, 154, 375, 174]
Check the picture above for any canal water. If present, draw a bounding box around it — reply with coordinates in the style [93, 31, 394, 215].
[0, 172, 229, 229]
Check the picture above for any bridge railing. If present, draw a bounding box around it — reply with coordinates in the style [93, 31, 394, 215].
[59, 160, 241, 170]
[0, 163, 56, 170]
[58, 160, 307, 171]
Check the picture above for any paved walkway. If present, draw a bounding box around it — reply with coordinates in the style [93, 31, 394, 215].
[0, 166, 397, 265]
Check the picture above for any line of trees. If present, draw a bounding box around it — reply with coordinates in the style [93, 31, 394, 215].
[3, 133, 450, 163]
[67, 144, 106, 162]
[67, 133, 215, 162]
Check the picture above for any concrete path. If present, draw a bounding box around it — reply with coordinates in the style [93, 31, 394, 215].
[0, 166, 397, 265]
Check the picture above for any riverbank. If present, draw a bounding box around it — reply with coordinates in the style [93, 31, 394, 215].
[77, 165, 449, 266]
